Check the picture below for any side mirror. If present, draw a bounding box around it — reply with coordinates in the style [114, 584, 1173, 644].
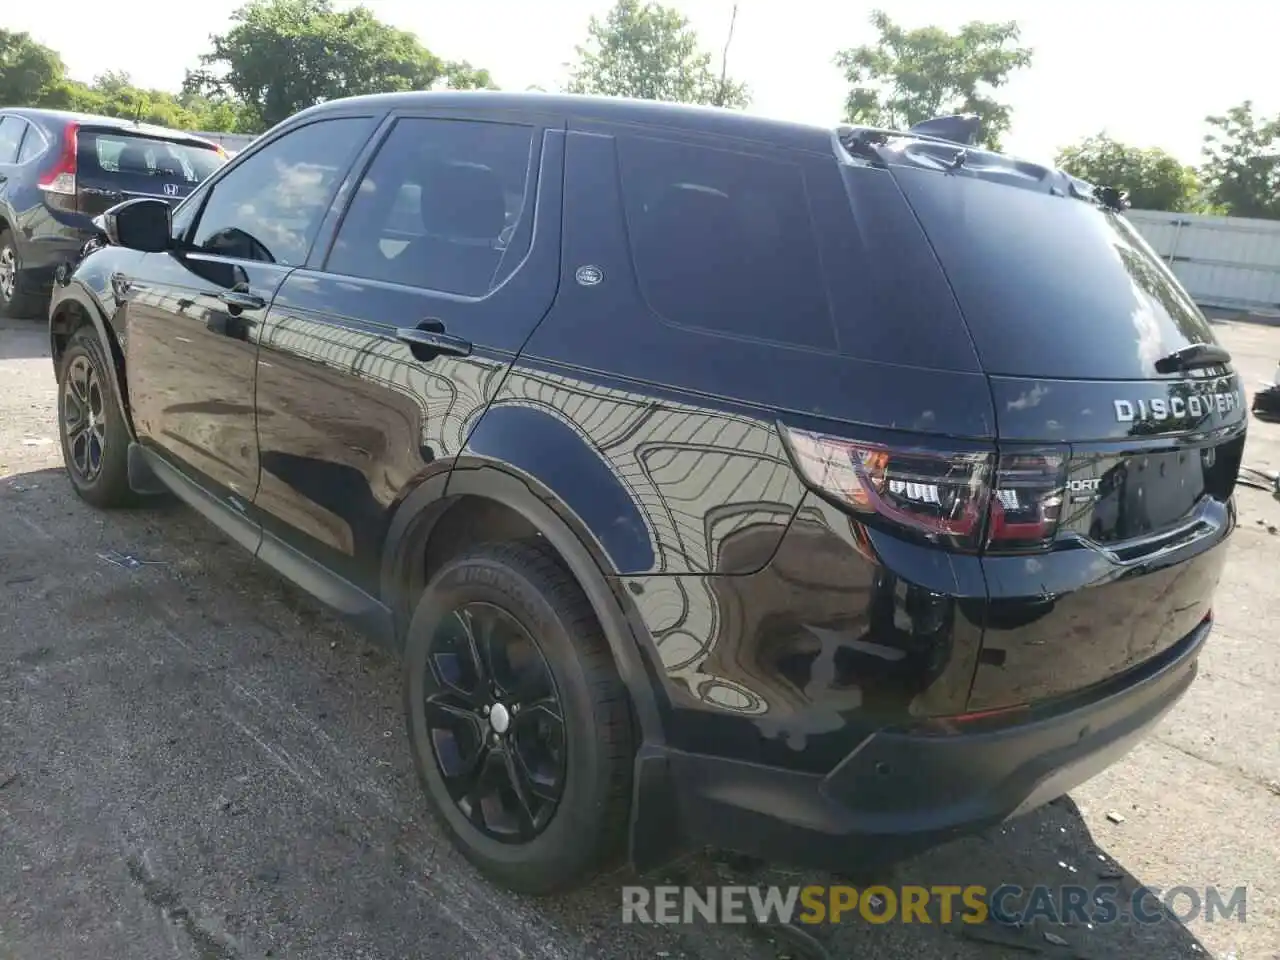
[101, 198, 172, 253]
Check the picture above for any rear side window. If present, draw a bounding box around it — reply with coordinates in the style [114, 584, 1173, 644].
[79, 132, 223, 183]
[617, 136, 835, 350]
[17, 122, 47, 163]
[0, 118, 23, 164]
[326, 118, 536, 296]
[189, 116, 374, 266]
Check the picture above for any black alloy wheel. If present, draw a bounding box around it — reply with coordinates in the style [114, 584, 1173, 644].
[404, 540, 633, 895]
[56, 328, 137, 508]
[424, 601, 567, 842]
[62, 353, 108, 484]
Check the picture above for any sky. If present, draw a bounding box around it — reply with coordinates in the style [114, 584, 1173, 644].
[4, 0, 1274, 166]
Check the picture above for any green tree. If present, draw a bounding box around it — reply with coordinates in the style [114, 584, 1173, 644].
[566, 0, 750, 108]
[0, 29, 67, 106]
[834, 10, 1032, 150]
[185, 0, 496, 133]
[1200, 100, 1280, 220]
[1056, 134, 1202, 212]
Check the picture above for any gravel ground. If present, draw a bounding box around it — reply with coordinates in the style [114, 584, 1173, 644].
[1, 314, 1277, 960]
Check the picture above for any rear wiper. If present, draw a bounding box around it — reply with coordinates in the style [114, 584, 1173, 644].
[1154, 342, 1232, 373]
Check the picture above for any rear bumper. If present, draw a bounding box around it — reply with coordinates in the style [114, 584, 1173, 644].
[19, 233, 90, 297]
[631, 616, 1207, 873]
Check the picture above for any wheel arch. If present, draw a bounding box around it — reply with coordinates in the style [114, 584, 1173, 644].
[48, 287, 134, 439]
[380, 462, 667, 751]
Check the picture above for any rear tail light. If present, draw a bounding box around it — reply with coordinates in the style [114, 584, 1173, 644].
[38, 122, 79, 197]
[780, 424, 1067, 553]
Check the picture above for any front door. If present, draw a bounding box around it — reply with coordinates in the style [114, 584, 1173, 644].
[124, 114, 379, 511]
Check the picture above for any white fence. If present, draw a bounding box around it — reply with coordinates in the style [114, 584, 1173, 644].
[1128, 209, 1280, 314]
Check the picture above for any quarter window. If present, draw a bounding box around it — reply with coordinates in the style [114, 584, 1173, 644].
[617, 136, 835, 350]
[0, 118, 24, 164]
[16, 122, 47, 163]
[326, 118, 536, 296]
[189, 117, 374, 265]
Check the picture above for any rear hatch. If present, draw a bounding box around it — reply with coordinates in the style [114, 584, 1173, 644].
[75, 127, 225, 216]
[883, 145, 1244, 709]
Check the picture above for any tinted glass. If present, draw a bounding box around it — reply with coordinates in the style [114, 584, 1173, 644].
[17, 121, 46, 163]
[79, 132, 224, 182]
[617, 135, 835, 350]
[327, 118, 535, 296]
[191, 117, 374, 266]
[892, 167, 1219, 380]
[0, 118, 23, 164]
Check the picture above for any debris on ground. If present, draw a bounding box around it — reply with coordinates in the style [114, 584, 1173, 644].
[1105, 811, 1125, 824]
[97, 550, 167, 571]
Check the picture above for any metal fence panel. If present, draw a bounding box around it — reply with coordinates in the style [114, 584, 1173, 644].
[1128, 209, 1280, 313]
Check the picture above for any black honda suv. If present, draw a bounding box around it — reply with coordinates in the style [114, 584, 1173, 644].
[0, 108, 226, 318]
[48, 92, 1243, 895]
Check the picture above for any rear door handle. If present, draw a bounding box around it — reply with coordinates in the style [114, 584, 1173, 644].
[396, 326, 473, 361]
[218, 290, 266, 312]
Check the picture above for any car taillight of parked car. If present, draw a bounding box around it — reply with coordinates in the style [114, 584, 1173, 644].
[38, 122, 80, 209]
[780, 423, 1067, 553]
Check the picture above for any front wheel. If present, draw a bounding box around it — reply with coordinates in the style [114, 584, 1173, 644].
[404, 540, 634, 895]
[57, 328, 138, 508]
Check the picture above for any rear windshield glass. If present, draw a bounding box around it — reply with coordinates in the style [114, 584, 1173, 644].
[79, 131, 224, 184]
[891, 167, 1217, 381]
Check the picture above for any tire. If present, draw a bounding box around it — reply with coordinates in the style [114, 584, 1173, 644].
[404, 539, 634, 895]
[0, 228, 43, 320]
[57, 327, 139, 508]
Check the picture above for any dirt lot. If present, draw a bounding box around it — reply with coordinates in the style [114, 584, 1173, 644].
[1, 315, 1278, 960]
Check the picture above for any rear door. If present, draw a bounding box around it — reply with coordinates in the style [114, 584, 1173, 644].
[76, 127, 225, 216]
[891, 166, 1245, 708]
[251, 111, 562, 595]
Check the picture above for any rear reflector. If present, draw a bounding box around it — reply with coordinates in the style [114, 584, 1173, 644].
[38, 122, 79, 197]
[780, 424, 1068, 553]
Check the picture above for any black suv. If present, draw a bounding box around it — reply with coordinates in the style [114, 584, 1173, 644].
[0, 108, 226, 318]
[48, 92, 1244, 895]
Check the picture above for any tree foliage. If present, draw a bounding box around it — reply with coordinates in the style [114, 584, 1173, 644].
[0, 30, 67, 107]
[834, 10, 1032, 149]
[184, 0, 494, 132]
[1200, 101, 1280, 221]
[566, 0, 749, 108]
[1056, 134, 1203, 213]
[1, 30, 248, 131]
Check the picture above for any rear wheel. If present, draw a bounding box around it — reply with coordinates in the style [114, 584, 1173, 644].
[57, 328, 138, 508]
[0, 229, 42, 320]
[404, 540, 634, 895]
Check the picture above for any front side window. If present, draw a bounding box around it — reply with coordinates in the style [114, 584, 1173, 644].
[326, 118, 536, 296]
[617, 135, 835, 350]
[189, 117, 375, 266]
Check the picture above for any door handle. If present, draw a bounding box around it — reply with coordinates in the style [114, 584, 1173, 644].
[396, 326, 473, 361]
[218, 290, 266, 312]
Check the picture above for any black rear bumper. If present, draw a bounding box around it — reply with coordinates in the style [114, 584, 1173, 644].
[630, 616, 1208, 873]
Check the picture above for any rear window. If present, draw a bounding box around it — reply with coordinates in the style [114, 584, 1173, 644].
[892, 167, 1217, 380]
[617, 135, 836, 351]
[79, 131, 224, 184]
